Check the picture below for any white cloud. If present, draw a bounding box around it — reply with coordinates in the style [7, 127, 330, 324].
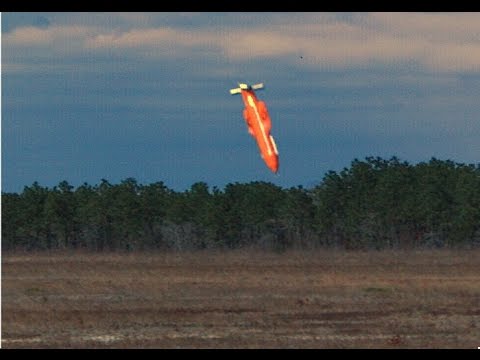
[368, 12, 480, 42]
[3, 25, 98, 46]
[85, 27, 217, 50]
[3, 13, 480, 72]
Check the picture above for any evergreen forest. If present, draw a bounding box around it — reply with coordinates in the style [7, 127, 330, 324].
[3, 157, 480, 251]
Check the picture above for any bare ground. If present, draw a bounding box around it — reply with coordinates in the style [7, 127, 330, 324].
[2, 249, 479, 348]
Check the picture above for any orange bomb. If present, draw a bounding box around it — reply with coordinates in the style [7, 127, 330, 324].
[230, 83, 279, 173]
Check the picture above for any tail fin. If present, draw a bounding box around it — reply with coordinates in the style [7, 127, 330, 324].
[251, 83, 264, 90]
[230, 83, 264, 95]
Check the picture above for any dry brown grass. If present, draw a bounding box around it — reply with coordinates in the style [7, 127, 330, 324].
[2, 249, 479, 348]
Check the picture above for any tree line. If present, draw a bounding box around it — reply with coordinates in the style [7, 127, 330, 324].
[2, 156, 480, 251]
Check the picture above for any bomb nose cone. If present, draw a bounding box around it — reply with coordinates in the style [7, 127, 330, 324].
[266, 156, 279, 174]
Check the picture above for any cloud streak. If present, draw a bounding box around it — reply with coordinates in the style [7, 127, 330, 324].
[4, 12, 480, 72]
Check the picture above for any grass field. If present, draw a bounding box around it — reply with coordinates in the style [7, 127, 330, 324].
[2, 249, 479, 348]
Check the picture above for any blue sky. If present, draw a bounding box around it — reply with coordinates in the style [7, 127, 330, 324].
[2, 12, 480, 193]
